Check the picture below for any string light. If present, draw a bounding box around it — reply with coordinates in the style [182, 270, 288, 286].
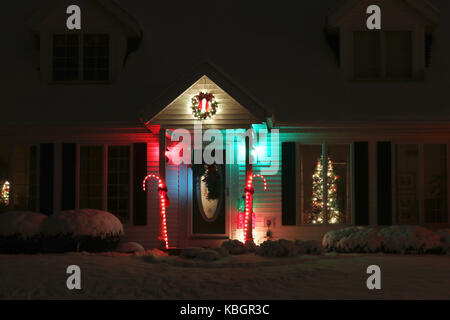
[143, 174, 170, 250]
[243, 174, 268, 243]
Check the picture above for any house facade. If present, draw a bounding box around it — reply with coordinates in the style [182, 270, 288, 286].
[0, 0, 449, 249]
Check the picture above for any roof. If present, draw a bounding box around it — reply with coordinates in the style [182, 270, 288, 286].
[327, 0, 440, 27]
[2, 0, 450, 126]
[28, 0, 142, 39]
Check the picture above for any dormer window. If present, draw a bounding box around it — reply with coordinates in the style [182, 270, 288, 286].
[326, 0, 439, 81]
[354, 30, 412, 80]
[53, 34, 110, 82]
[28, 0, 142, 84]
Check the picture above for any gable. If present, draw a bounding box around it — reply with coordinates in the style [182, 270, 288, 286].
[147, 76, 261, 129]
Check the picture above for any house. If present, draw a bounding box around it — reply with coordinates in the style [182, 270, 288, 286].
[0, 0, 449, 249]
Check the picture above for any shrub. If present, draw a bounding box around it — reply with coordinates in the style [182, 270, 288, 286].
[40, 209, 124, 253]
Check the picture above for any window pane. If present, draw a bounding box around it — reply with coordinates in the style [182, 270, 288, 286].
[424, 145, 448, 223]
[300, 145, 322, 224]
[80, 146, 103, 210]
[107, 146, 130, 224]
[7, 146, 39, 212]
[385, 31, 412, 78]
[327, 145, 350, 224]
[354, 31, 381, 79]
[53, 35, 79, 81]
[83, 35, 110, 81]
[396, 145, 419, 224]
[0, 146, 10, 212]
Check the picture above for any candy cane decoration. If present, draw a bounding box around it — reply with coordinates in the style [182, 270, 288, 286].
[243, 174, 268, 243]
[143, 174, 170, 250]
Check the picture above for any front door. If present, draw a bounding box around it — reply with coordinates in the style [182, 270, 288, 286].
[192, 162, 226, 235]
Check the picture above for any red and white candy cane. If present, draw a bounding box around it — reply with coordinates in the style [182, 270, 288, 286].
[143, 174, 170, 250]
[243, 174, 268, 243]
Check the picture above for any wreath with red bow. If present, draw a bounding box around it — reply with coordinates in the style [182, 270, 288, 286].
[191, 92, 219, 120]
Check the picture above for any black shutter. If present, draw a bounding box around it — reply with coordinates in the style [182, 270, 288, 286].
[133, 143, 147, 226]
[39, 144, 54, 215]
[282, 142, 296, 225]
[62, 144, 77, 210]
[354, 142, 369, 225]
[377, 142, 392, 225]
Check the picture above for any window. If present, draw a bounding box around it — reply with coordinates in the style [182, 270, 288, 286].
[300, 144, 350, 224]
[53, 34, 109, 82]
[396, 144, 419, 224]
[107, 146, 130, 224]
[354, 31, 412, 80]
[424, 145, 448, 223]
[0, 145, 38, 212]
[80, 146, 103, 210]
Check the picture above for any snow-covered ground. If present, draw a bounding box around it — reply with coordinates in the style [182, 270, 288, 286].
[0, 253, 449, 300]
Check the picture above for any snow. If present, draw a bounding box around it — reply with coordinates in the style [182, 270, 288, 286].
[117, 242, 145, 253]
[323, 226, 444, 254]
[0, 211, 48, 238]
[40, 209, 123, 238]
[0, 253, 449, 299]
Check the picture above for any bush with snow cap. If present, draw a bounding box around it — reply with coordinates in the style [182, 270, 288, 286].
[41, 209, 123, 238]
[323, 225, 443, 254]
[0, 211, 48, 253]
[378, 225, 441, 254]
[322, 226, 364, 250]
[256, 239, 295, 257]
[40, 209, 124, 253]
[436, 229, 450, 254]
[0, 211, 48, 238]
[221, 240, 249, 255]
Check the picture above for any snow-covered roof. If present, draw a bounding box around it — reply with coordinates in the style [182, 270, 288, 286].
[2, 0, 450, 126]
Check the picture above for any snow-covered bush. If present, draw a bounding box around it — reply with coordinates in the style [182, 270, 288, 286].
[436, 229, 450, 254]
[40, 209, 124, 253]
[335, 228, 383, 253]
[256, 239, 295, 257]
[323, 225, 443, 254]
[294, 240, 323, 255]
[0, 211, 48, 253]
[0, 211, 48, 237]
[180, 247, 221, 261]
[322, 226, 364, 250]
[117, 242, 145, 253]
[221, 240, 249, 255]
[378, 226, 441, 254]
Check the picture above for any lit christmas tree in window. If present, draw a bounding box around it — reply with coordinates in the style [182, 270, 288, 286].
[309, 156, 341, 224]
[0, 180, 10, 206]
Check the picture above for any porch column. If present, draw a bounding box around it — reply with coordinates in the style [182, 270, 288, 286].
[158, 128, 167, 249]
[245, 134, 254, 244]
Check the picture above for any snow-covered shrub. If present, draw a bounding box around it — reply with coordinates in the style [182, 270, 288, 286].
[322, 226, 364, 251]
[196, 249, 220, 261]
[0, 211, 48, 237]
[180, 247, 204, 259]
[40, 209, 124, 253]
[212, 247, 229, 258]
[0, 211, 48, 253]
[335, 228, 383, 253]
[221, 240, 249, 255]
[378, 226, 441, 254]
[294, 240, 323, 255]
[180, 247, 221, 261]
[257, 239, 295, 257]
[436, 229, 450, 254]
[117, 242, 145, 253]
[323, 225, 442, 254]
